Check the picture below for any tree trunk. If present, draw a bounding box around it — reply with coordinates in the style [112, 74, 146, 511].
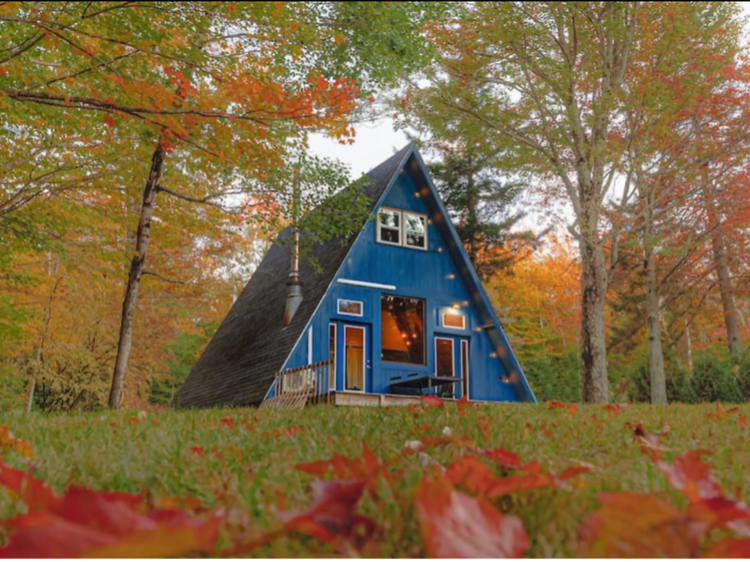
[710, 229, 741, 360]
[685, 317, 693, 376]
[640, 183, 667, 404]
[645, 246, 667, 403]
[25, 376, 36, 415]
[108, 142, 165, 409]
[580, 237, 609, 403]
[466, 153, 479, 270]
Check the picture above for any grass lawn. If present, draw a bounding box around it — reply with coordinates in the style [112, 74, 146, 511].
[1, 401, 749, 557]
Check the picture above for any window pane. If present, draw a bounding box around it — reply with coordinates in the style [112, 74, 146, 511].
[405, 213, 424, 232]
[404, 213, 427, 249]
[436, 338, 454, 377]
[381, 295, 425, 364]
[378, 209, 401, 245]
[443, 311, 465, 329]
[338, 299, 363, 316]
[380, 227, 400, 244]
[380, 209, 400, 228]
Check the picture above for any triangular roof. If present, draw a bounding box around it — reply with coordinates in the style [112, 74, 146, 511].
[174, 144, 535, 407]
[173, 145, 413, 408]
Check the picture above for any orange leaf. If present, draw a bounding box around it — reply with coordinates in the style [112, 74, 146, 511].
[657, 450, 724, 502]
[0, 485, 219, 558]
[478, 447, 522, 469]
[579, 492, 700, 558]
[296, 443, 383, 489]
[456, 395, 470, 417]
[281, 480, 376, 548]
[0, 461, 59, 513]
[415, 468, 529, 558]
[703, 538, 750, 558]
[446, 456, 497, 496]
[421, 395, 444, 408]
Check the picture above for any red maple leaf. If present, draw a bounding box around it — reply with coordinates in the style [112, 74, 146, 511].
[579, 492, 700, 558]
[477, 447, 522, 469]
[0, 461, 59, 513]
[296, 442, 383, 490]
[0, 485, 220, 558]
[421, 395, 444, 408]
[280, 480, 375, 546]
[415, 468, 529, 558]
[656, 450, 724, 502]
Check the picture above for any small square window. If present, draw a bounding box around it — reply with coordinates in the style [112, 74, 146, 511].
[337, 299, 363, 317]
[442, 310, 466, 330]
[403, 212, 427, 250]
[377, 208, 401, 245]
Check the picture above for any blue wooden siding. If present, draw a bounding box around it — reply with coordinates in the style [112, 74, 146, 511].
[282, 168, 521, 402]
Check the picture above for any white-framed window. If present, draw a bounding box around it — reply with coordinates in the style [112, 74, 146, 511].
[337, 298, 363, 317]
[442, 309, 466, 330]
[377, 207, 401, 246]
[403, 211, 428, 250]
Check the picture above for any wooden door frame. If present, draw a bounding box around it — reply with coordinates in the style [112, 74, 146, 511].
[342, 323, 367, 393]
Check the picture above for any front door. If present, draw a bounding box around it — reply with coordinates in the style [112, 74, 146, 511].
[343, 324, 368, 392]
[435, 336, 470, 399]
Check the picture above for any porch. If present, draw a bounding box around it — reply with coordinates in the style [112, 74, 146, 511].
[259, 360, 463, 410]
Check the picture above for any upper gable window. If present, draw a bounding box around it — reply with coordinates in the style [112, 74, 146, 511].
[404, 212, 428, 250]
[377, 208, 401, 245]
[377, 208, 428, 250]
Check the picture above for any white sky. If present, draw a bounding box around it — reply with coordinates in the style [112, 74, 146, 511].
[308, 119, 409, 179]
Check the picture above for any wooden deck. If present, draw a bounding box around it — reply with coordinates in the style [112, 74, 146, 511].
[330, 391, 459, 407]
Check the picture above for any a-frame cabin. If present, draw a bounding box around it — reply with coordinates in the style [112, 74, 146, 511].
[174, 144, 536, 408]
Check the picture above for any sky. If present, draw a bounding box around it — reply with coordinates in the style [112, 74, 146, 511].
[308, 118, 408, 179]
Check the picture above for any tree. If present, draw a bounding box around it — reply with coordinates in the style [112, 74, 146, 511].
[402, 2, 746, 402]
[0, 2, 439, 409]
[427, 145, 530, 279]
[396, 70, 532, 279]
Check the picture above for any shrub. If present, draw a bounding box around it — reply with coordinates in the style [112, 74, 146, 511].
[690, 353, 741, 403]
[524, 351, 582, 403]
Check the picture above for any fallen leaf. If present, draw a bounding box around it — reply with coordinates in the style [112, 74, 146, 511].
[657, 450, 724, 501]
[0, 461, 59, 513]
[0, 485, 219, 558]
[296, 443, 383, 490]
[281, 479, 377, 551]
[579, 492, 701, 558]
[421, 395, 444, 408]
[702, 538, 750, 558]
[478, 447, 522, 469]
[415, 468, 529, 558]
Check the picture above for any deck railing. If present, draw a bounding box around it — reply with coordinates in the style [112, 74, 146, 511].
[259, 360, 332, 410]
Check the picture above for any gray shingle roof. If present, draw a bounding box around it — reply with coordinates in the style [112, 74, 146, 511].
[173, 145, 411, 408]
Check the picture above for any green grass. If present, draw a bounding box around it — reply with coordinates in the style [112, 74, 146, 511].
[1, 402, 749, 557]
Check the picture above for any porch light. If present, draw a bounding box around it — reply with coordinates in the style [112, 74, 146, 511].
[490, 352, 497, 358]
[451, 303, 460, 310]
[446, 273, 455, 280]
